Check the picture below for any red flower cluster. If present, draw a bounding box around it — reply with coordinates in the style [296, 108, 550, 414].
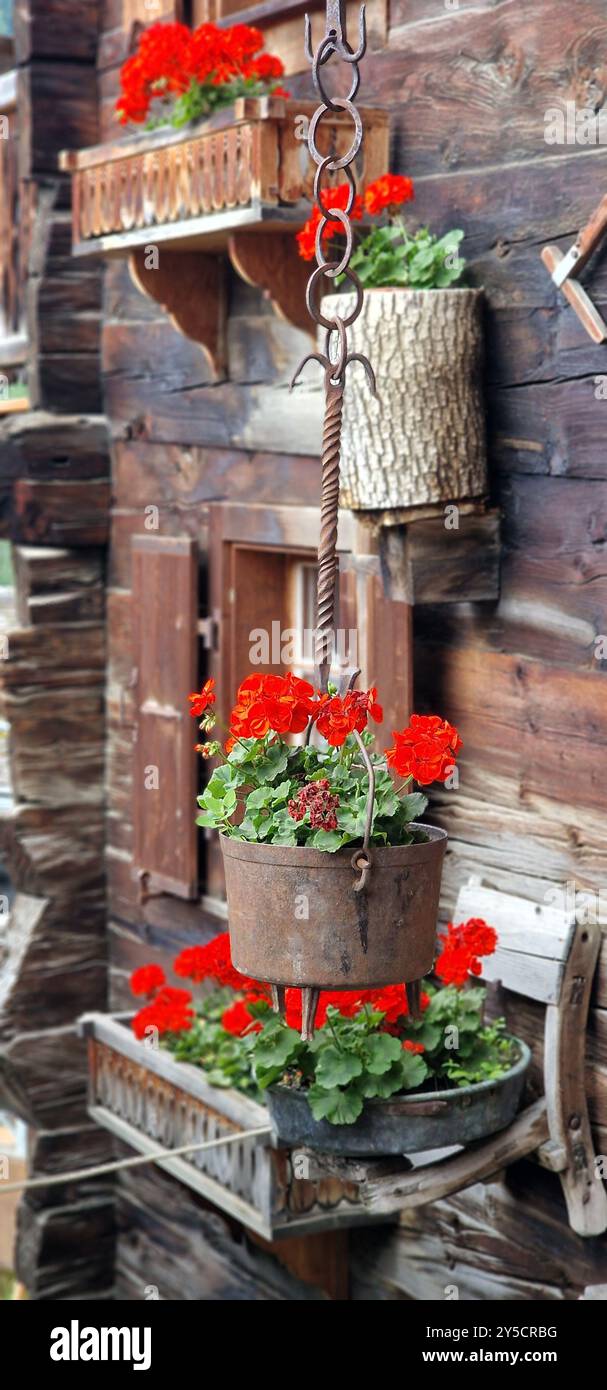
[296, 182, 364, 261]
[283, 983, 430, 1031]
[116, 20, 287, 126]
[188, 677, 216, 718]
[230, 672, 316, 739]
[403, 1039, 425, 1054]
[386, 713, 462, 786]
[364, 174, 415, 216]
[314, 686, 383, 748]
[132, 986, 194, 1040]
[434, 918, 498, 988]
[288, 779, 340, 831]
[130, 963, 166, 997]
[221, 999, 262, 1037]
[173, 933, 264, 995]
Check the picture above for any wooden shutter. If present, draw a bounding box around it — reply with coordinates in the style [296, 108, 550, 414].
[132, 535, 198, 899]
[339, 554, 413, 735]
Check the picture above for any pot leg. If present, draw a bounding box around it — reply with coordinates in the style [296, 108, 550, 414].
[270, 985, 286, 1019]
[406, 979, 422, 1020]
[301, 987, 320, 1041]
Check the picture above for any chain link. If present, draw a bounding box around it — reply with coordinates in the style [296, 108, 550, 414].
[292, 1, 376, 694]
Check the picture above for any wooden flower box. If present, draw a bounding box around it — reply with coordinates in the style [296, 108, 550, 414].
[79, 1011, 388, 1241]
[60, 97, 387, 254]
[59, 96, 389, 360]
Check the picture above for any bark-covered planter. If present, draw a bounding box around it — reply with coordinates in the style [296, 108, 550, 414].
[267, 1038, 531, 1156]
[322, 287, 487, 516]
[221, 824, 447, 989]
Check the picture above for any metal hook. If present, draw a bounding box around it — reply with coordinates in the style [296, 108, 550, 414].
[290, 351, 331, 391]
[305, 3, 366, 64]
[345, 352, 378, 398]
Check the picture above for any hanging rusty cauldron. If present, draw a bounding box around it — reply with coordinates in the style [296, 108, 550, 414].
[221, 825, 447, 990]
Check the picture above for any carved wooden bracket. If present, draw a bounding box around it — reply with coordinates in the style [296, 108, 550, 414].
[228, 231, 312, 336]
[129, 248, 227, 378]
[129, 233, 312, 378]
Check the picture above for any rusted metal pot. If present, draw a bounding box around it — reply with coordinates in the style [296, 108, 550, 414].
[267, 1039, 531, 1156]
[221, 824, 447, 989]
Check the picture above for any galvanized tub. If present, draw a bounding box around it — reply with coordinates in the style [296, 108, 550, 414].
[221, 824, 448, 989]
[266, 1039, 531, 1155]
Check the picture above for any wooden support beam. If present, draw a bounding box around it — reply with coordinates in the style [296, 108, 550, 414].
[129, 249, 228, 379]
[356, 1100, 549, 1215]
[379, 510, 501, 605]
[228, 231, 312, 338]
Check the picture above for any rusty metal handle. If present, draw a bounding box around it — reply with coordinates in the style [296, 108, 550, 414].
[351, 728, 374, 892]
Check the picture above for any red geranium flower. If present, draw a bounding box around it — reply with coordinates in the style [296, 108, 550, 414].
[434, 918, 497, 988]
[386, 713, 462, 785]
[188, 678, 216, 718]
[403, 1039, 425, 1054]
[229, 671, 315, 740]
[296, 182, 363, 261]
[132, 985, 194, 1039]
[177, 932, 268, 997]
[364, 174, 415, 216]
[221, 999, 262, 1037]
[130, 963, 166, 998]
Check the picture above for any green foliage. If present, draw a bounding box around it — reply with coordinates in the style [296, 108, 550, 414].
[168, 987, 261, 1097]
[253, 1004, 430, 1126]
[196, 734, 429, 852]
[147, 75, 283, 131]
[348, 224, 465, 291]
[155, 977, 520, 1130]
[251, 987, 519, 1126]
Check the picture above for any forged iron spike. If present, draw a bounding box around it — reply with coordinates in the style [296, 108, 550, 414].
[290, 352, 331, 391]
[346, 352, 378, 398]
[304, 12, 314, 63]
[350, 4, 367, 63]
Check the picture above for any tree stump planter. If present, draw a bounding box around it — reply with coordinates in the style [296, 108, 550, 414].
[267, 1039, 531, 1156]
[220, 824, 447, 989]
[321, 287, 487, 517]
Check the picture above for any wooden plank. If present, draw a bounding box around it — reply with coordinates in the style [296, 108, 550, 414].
[132, 535, 199, 900]
[359, 1101, 549, 1214]
[454, 882, 575, 957]
[379, 512, 501, 605]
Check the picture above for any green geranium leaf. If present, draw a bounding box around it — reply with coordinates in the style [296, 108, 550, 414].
[254, 1025, 302, 1071]
[363, 1032, 403, 1074]
[307, 1083, 364, 1125]
[399, 791, 428, 822]
[357, 1059, 409, 1100]
[315, 1045, 363, 1088]
[399, 1051, 429, 1089]
[309, 829, 346, 851]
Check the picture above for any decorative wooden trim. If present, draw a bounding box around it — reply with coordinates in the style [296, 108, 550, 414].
[129, 248, 227, 376]
[79, 1012, 389, 1240]
[60, 99, 389, 254]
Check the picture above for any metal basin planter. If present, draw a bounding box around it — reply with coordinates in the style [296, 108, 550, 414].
[221, 824, 447, 989]
[266, 1039, 531, 1156]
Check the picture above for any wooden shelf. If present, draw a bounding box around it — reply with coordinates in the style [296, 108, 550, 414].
[59, 96, 390, 372]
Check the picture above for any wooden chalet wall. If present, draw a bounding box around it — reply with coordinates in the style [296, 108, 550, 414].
[96, 0, 607, 1301]
[0, 2, 113, 1297]
[0, 0, 603, 1301]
